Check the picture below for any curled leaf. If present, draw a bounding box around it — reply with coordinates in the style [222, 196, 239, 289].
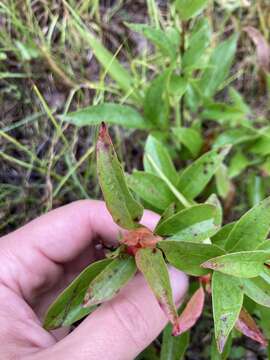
[121, 226, 161, 249]
[97, 123, 143, 229]
[178, 287, 205, 335]
[135, 248, 180, 335]
[235, 308, 267, 347]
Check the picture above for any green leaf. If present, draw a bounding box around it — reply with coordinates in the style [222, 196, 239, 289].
[211, 333, 232, 360]
[61, 103, 149, 130]
[261, 268, 270, 284]
[175, 0, 208, 20]
[213, 128, 257, 148]
[126, 171, 175, 212]
[43, 258, 112, 330]
[228, 150, 250, 178]
[135, 248, 180, 334]
[215, 164, 231, 199]
[161, 326, 189, 360]
[156, 203, 177, 229]
[155, 204, 220, 242]
[249, 134, 270, 156]
[211, 222, 235, 248]
[144, 135, 178, 185]
[183, 18, 211, 70]
[199, 34, 238, 97]
[228, 87, 250, 115]
[172, 127, 203, 158]
[169, 75, 188, 99]
[126, 23, 178, 59]
[247, 174, 266, 208]
[136, 345, 159, 360]
[201, 103, 247, 125]
[159, 241, 225, 276]
[145, 154, 191, 208]
[202, 251, 270, 278]
[257, 240, 270, 251]
[84, 256, 136, 306]
[144, 71, 170, 129]
[257, 305, 270, 339]
[97, 124, 143, 229]
[206, 193, 223, 227]
[212, 272, 243, 353]
[177, 147, 230, 200]
[225, 197, 270, 252]
[241, 277, 270, 307]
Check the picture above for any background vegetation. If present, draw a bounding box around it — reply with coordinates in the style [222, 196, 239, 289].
[1, 0, 270, 358]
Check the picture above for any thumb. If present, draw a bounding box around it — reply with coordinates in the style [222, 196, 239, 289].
[39, 267, 188, 360]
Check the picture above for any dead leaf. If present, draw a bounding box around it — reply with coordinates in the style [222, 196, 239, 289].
[235, 308, 268, 347]
[121, 227, 161, 249]
[244, 26, 270, 73]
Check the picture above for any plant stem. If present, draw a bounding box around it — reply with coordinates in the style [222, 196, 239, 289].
[180, 20, 187, 125]
[146, 154, 191, 208]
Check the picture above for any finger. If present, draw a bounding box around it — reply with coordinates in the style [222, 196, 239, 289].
[37, 268, 188, 360]
[0, 200, 159, 302]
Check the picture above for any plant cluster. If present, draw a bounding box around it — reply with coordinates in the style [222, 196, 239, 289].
[44, 123, 270, 357]
[62, 0, 270, 209]
[1, 0, 270, 358]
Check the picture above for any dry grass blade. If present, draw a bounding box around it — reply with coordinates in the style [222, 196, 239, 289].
[244, 26, 270, 73]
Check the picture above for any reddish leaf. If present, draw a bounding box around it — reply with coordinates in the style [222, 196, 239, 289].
[244, 26, 270, 73]
[121, 227, 161, 248]
[235, 308, 267, 347]
[178, 287, 205, 335]
[96, 123, 143, 230]
[135, 248, 181, 335]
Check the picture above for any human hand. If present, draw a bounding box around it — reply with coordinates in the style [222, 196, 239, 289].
[0, 200, 188, 360]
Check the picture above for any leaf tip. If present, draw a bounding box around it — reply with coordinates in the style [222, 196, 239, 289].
[83, 290, 93, 308]
[98, 122, 108, 140]
[201, 260, 217, 270]
[172, 319, 181, 336]
[97, 122, 112, 152]
[219, 144, 232, 157]
[217, 335, 226, 353]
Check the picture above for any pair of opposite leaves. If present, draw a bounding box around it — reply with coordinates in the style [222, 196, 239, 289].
[44, 123, 206, 338]
[43, 124, 268, 353]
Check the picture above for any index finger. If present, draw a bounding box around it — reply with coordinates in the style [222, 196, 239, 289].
[0, 200, 159, 302]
